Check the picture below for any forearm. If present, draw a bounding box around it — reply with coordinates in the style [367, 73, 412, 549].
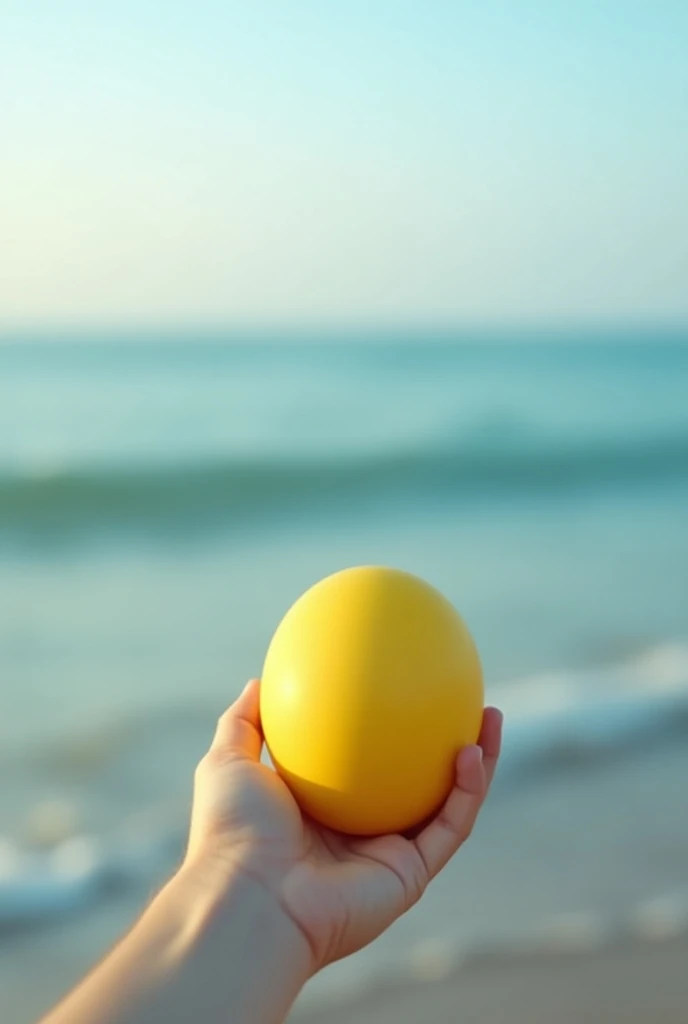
[41, 863, 312, 1024]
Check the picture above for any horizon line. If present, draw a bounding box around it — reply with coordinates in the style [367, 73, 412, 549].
[2, 320, 688, 344]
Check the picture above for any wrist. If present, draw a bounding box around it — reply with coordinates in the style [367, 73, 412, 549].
[156, 857, 313, 1022]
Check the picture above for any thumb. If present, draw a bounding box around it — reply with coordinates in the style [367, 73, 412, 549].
[210, 679, 264, 762]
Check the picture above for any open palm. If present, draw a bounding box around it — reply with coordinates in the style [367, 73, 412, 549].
[187, 680, 502, 971]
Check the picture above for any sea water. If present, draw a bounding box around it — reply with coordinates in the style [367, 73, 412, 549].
[1, 334, 687, 1016]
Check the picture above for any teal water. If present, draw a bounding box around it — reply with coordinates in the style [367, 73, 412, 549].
[2, 338, 688, 546]
[2, 335, 688, 745]
[1, 334, 688, 1016]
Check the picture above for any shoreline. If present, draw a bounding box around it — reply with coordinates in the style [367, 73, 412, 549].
[292, 933, 688, 1023]
[3, 726, 688, 1024]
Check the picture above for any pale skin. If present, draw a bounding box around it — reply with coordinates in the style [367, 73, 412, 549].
[41, 680, 503, 1024]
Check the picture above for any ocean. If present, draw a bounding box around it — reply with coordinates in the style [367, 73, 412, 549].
[1, 334, 688, 1019]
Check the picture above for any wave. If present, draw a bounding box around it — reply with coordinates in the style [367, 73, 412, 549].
[0, 836, 106, 926]
[2, 428, 688, 543]
[2, 643, 688, 931]
[491, 641, 688, 777]
[0, 829, 181, 928]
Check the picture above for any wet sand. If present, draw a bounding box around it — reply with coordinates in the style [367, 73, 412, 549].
[293, 935, 688, 1024]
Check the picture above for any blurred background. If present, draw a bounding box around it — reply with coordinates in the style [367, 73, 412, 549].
[1, 3, 688, 1022]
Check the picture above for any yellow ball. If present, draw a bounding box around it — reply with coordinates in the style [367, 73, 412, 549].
[260, 566, 483, 835]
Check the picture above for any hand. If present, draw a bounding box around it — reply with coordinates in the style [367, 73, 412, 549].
[186, 680, 502, 973]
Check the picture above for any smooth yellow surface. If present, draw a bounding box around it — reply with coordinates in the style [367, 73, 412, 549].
[260, 566, 484, 835]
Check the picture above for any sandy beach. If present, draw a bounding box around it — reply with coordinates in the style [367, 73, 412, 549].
[293, 936, 688, 1024]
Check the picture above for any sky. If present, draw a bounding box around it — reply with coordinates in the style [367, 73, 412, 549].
[1, 1, 687, 330]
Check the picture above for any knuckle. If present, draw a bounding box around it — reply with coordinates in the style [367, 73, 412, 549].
[216, 707, 234, 732]
[405, 851, 428, 907]
[194, 750, 218, 779]
[439, 812, 470, 846]
[408, 866, 426, 906]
